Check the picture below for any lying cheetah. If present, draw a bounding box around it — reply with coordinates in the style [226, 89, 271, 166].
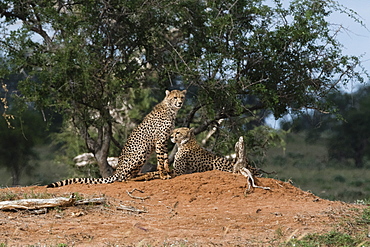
[170, 127, 270, 190]
[47, 89, 186, 187]
[170, 127, 235, 175]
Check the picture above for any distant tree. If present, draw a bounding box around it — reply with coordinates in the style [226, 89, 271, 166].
[0, 0, 367, 177]
[327, 86, 370, 168]
[0, 104, 46, 185]
[280, 108, 335, 143]
[281, 86, 370, 168]
[0, 71, 61, 185]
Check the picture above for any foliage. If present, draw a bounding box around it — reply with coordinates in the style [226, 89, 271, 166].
[0, 72, 61, 186]
[0, 105, 49, 185]
[244, 125, 286, 166]
[0, 0, 367, 178]
[327, 86, 370, 168]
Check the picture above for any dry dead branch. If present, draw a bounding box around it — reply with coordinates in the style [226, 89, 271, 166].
[233, 136, 270, 193]
[126, 188, 150, 200]
[75, 198, 106, 205]
[240, 167, 271, 192]
[117, 204, 147, 213]
[0, 194, 107, 211]
[0, 194, 76, 210]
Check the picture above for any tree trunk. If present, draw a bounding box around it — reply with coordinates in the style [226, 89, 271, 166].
[95, 149, 113, 177]
[92, 122, 114, 177]
[354, 140, 367, 168]
[78, 114, 114, 177]
[11, 164, 20, 186]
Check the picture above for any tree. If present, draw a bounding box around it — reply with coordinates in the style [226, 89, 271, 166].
[0, 75, 48, 185]
[280, 87, 370, 168]
[0, 0, 178, 177]
[327, 87, 370, 168]
[0, 0, 367, 177]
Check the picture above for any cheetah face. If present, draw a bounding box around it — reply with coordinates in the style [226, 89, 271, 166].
[165, 90, 186, 109]
[171, 127, 193, 144]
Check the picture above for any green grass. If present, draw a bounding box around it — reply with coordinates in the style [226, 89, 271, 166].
[282, 231, 368, 247]
[280, 206, 370, 247]
[264, 133, 370, 202]
[22, 189, 53, 199]
[0, 190, 19, 201]
[358, 206, 370, 224]
[0, 144, 70, 187]
[0, 189, 78, 202]
[0, 190, 53, 201]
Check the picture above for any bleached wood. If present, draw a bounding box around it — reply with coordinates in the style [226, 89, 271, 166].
[0, 195, 76, 210]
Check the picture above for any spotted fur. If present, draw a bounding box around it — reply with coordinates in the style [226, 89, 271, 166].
[170, 127, 234, 176]
[47, 90, 186, 187]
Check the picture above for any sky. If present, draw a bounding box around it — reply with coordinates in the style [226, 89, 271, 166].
[329, 0, 370, 89]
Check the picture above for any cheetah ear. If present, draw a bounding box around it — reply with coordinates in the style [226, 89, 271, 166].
[182, 90, 187, 94]
[165, 90, 170, 96]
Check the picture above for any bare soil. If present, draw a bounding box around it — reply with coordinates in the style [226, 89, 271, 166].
[0, 170, 367, 246]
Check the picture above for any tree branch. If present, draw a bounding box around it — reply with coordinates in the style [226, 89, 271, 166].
[183, 104, 203, 127]
[111, 134, 124, 150]
[193, 103, 265, 135]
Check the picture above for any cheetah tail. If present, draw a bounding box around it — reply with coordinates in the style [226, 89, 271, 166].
[46, 176, 118, 188]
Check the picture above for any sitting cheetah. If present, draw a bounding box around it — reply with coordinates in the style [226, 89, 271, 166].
[170, 127, 270, 190]
[47, 89, 186, 187]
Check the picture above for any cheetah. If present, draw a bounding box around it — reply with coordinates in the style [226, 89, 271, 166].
[170, 127, 270, 190]
[170, 127, 235, 175]
[47, 89, 186, 187]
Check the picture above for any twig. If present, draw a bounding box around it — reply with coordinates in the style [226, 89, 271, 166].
[126, 188, 150, 200]
[117, 204, 147, 214]
[75, 198, 106, 205]
[28, 208, 48, 215]
[167, 201, 179, 214]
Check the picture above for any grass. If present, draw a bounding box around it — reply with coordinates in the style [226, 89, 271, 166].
[0, 190, 19, 201]
[0, 144, 70, 187]
[280, 206, 370, 246]
[358, 206, 370, 224]
[282, 231, 368, 247]
[0, 189, 54, 202]
[0, 189, 84, 203]
[264, 133, 370, 202]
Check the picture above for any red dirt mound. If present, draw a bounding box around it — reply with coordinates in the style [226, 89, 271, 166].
[0, 170, 366, 246]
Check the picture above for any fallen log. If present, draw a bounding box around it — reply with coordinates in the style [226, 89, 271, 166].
[0, 194, 76, 210]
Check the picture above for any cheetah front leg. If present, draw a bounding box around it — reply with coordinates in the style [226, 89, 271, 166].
[155, 139, 171, 179]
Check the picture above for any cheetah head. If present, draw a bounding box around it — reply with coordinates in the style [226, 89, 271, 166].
[171, 127, 194, 145]
[165, 90, 186, 109]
